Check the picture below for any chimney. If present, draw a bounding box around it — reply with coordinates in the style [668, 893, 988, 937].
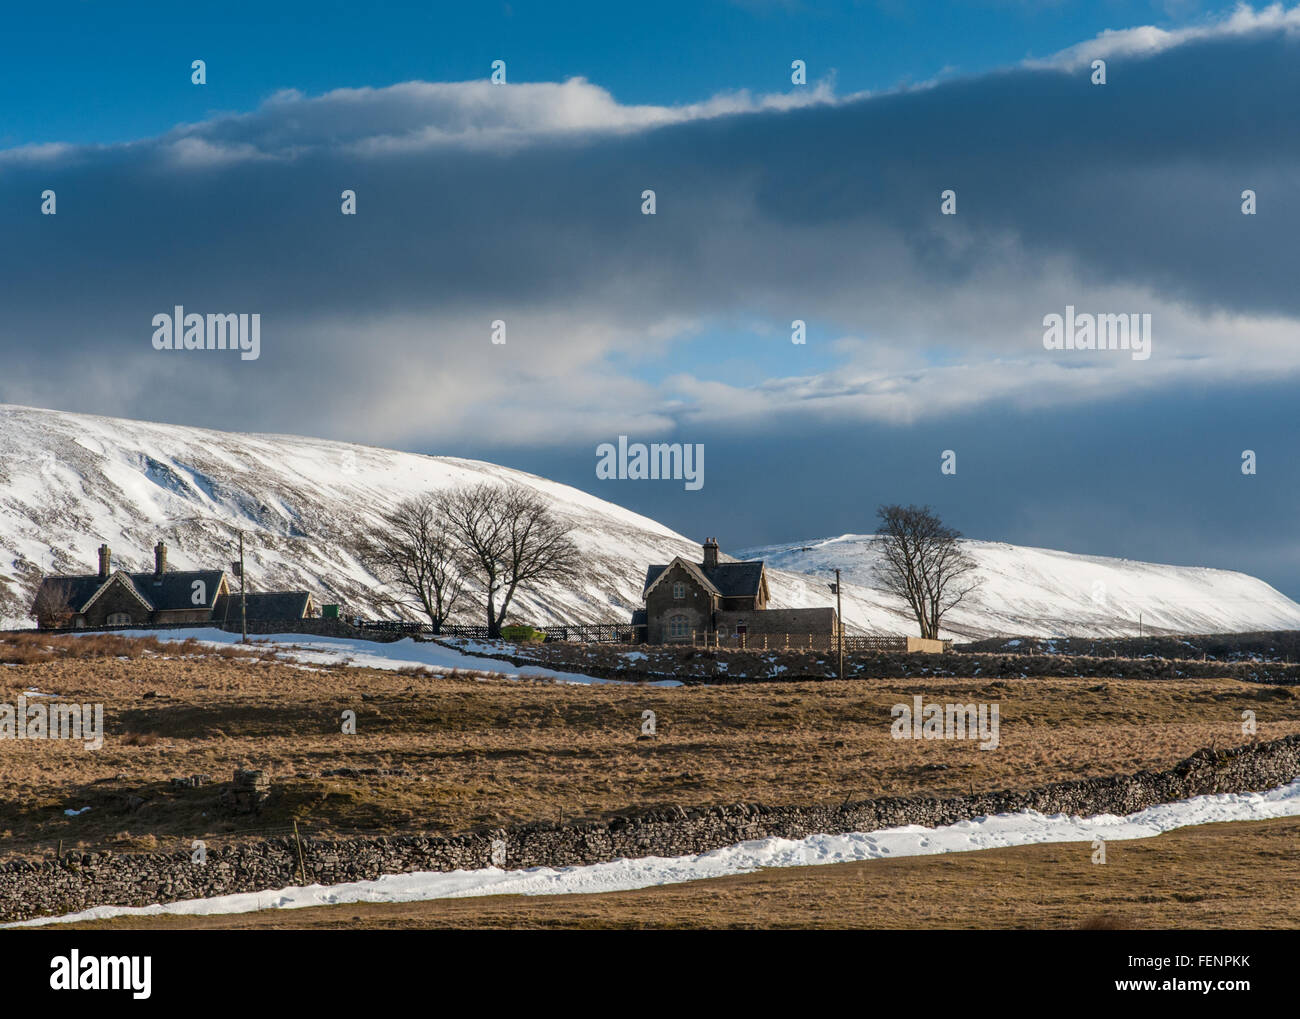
[702, 537, 719, 569]
[154, 540, 168, 576]
[97, 544, 111, 579]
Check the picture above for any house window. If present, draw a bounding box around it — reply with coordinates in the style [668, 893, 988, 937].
[672, 582, 685, 600]
[668, 614, 689, 638]
[106, 612, 132, 626]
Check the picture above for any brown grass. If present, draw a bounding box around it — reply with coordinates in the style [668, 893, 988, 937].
[50, 814, 1300, 929]
[2, 646, 1297, 859]
[0, 632, 281, 666]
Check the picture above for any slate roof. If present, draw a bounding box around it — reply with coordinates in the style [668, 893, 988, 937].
[33, 575, 108, 613]
[643, 559, 765, 598]
[123, 571, 226, 610]
[214, 591, 313, 622]
[34, 570, 226, 613]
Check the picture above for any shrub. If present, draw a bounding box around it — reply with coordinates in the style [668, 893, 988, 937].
[500, 625, 546, 643]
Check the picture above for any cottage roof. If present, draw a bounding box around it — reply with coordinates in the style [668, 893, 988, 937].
[79, 572, 156, 615]
[32, 569, 227, 615]
[33, 575, 111, 614]
[214, 591, 313, 622]
[642, 558, 766, 599]
[125, 570, 226, 610]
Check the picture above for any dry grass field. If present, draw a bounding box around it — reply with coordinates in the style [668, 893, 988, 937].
[2, 633, 1298, 861]
[50, 814, 1300, 930]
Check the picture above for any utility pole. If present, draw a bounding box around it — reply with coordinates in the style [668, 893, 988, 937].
[239, 531, 248, 644]
[831, 569, 844, 680]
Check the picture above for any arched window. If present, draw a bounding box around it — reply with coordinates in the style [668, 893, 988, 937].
[672, 582, 686, 599]
[668, 614, 689, 638]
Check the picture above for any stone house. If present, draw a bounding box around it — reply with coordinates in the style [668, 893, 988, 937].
[31, 542, 313, 629]
[634, 537, 839, 644]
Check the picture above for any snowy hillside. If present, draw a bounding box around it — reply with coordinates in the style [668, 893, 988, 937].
[1, 403, 1298, 639]
[0, 404, 706, 629]
[740, 535, 1300, 640]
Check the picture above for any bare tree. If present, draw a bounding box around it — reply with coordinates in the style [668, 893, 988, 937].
[874, 504, 980, 639]
[31, 579, 75, 630]
[441, 483, 579, 637]
[356, 494, 467, 629]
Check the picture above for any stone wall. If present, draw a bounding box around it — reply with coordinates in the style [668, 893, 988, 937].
[442, 638, 1300, 685]
[220, 618, 404, 641]
[716, 606, 838, 641]
[3, 734, 1297, 924]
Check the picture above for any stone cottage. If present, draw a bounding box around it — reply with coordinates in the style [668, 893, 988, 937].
[31, 542, 314, 629]
[633, 537, 838, 644]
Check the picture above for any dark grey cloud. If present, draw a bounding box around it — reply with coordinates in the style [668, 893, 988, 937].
[1, 13, 1298, 445]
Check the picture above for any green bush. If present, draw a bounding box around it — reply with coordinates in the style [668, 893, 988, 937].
[501, 625, 547, 643]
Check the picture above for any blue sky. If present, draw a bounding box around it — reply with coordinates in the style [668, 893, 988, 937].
[0, 1, 1236, 146]
[0, 2, 1208, 144]
[5, 1, 1300, 597]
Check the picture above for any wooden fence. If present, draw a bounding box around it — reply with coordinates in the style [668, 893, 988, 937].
[537, 623, 646, 643]
[843, 635, 910, 653]
[690, 632, 909, 653]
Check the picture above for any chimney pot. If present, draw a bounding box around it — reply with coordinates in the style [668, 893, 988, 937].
[703, 536, 720, 569]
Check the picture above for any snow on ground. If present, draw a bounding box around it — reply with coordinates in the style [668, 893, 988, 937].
[102, 627, 680, 686]
[11, 778, 1299, 927]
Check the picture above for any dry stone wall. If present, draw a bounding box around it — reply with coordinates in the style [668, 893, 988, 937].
[442, 638, 1300, 685]
[3, 734, 1298, 924]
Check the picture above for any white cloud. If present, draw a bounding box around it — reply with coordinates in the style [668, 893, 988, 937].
[146, 76, 845, 165]
[1031, 1, 1300, 70]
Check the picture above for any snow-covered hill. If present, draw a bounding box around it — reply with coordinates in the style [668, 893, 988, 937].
[740, 535, 1300, 639]
[1, 403, 1297, 639]
[0, 404, 706, 629]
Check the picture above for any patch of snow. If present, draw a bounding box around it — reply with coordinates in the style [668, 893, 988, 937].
[97, 628, 680, 687]
[13, 778, 1300, 927]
